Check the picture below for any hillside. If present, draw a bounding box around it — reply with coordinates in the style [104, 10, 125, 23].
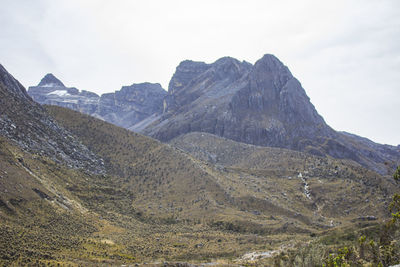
[47, 105, 400, 231]
[0, 64, 104, 174]
[45, 105, 233, 221]
[169, 132, 362, 173]
[1, 64, 284, 265]
[1, 62, 398, 266]
[46, 106, 399, 264]
[170, 131, 397, 213]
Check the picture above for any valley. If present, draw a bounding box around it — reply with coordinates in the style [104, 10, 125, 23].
[0, 54, 399, 266]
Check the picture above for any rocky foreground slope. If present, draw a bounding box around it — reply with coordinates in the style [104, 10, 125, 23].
[0, 65, 104, 174]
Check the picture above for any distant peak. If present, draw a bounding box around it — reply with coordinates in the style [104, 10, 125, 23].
[253, 54, 292, 78]
[257, 54, 283, 66]
[168, 60, 211, 93]
[214, 56, 238, 64]
[38, 73, 65, 87]
[129, 82, 163, 88]
[121, 82, 167, 94]
[176, 60, 209, 70]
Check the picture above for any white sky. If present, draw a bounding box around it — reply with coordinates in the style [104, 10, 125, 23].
[1, 0, 399, 145]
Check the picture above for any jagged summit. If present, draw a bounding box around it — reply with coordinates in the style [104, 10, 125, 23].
[168, 60, 211, 93]
[98, 82, 167, 128]
[257, 54, 288, 68]
[139, 54, 400, 174]
[142, 53, 325, 145]
[38, 73, 65, 87]
[120, 82, 165, 94]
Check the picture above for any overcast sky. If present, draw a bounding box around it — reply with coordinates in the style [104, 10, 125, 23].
[1, 0, 399, 145]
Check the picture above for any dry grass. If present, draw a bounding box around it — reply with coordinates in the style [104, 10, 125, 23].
[0, 106, 397, 265]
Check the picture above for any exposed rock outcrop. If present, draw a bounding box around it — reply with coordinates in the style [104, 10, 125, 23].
[96, 82, 167, 128]
[140, 54, 332, 147]
[139, 54, 400, 175]
[0, 65, 104, 174]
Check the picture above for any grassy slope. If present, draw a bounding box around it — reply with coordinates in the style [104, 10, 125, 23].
[170, 132, 397, 221]
[0, 134, 278, 266]
[45, 106, 324, 232]
[1, 104, 396, 265]
[0, 137, 135, 266]
[46, 105, 396, 229]
[45, 105, 232, 219]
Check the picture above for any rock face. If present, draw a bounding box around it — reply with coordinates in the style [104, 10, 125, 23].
[0, 64, 104, 174]
[139, 54, 400, 175]
[97, 83, 167, 129]
[28, 75, 167, 129]
[141, 54, 332, 146]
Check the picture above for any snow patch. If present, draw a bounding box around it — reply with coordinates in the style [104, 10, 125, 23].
[41, 83, 61, 88]
[47, 90, 70, 97]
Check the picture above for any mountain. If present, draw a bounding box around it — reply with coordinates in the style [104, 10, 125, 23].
[137, 54, 400, 175]
[2, 64, 254, 265]
[37, 73, 65, 87]
[28, 74, 167, 129]
[28, 73, 100, 114]
[27, 56, 399, 175]
[1, 63, 399, 266]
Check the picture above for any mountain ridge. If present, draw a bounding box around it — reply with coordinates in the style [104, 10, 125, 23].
[26, 54, 400, 175]
[28, 75, 167, 129]
[138, 54, 400, 175]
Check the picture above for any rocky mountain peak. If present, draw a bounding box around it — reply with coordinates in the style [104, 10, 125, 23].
[99, 82, 167, 129]
[250, 54, 293, 92]
[168, 60, 211, 93]
[210, 57, 252, 81]
[139, 54, 400, 174]
[256, 54, 288, 69]
[38, 73, 65, 87]
[120, 82, 165, 95]
[213, 56, 241, 68]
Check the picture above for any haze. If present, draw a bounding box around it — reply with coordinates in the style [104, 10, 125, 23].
[1, 0, 399, 146]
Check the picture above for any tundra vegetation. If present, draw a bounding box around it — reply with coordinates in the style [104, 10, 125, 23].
[0, 105, 398, 266]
